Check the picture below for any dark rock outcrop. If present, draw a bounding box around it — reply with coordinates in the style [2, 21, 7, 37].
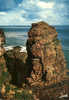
[5, 46, 28, 86]
[37, 79, 69, 100]
[3, 45, 33, 87]
[26, 21, 67, 86]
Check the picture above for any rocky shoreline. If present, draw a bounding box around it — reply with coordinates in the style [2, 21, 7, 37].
[0, 22, 69, 100]
[26, 21, 67, 86]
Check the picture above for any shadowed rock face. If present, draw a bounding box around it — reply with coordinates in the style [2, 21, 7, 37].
[5, 46, 28, 86]
[26, 21, 67, 86]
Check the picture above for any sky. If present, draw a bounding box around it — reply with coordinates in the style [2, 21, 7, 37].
[0, 0, 68, 26]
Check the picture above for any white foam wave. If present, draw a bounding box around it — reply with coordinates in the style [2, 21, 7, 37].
[20, 46, 26, 52]
[4, 46, 13, 51]
[59, 94, 68, 98]
[4, 46, 26, 52]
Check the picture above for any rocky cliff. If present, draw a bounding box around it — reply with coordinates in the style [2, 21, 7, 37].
[26, 21, 67, 86]
[0, 22, 67, 87]
[0, 22, 69, 100]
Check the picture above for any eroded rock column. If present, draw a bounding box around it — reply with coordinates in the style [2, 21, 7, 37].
[26, 22, 67, 86]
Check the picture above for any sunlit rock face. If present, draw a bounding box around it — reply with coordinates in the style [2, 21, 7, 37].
[26, 21, 67, 86]
[0, 0, 22, 11]
[0, 30, 5, 56]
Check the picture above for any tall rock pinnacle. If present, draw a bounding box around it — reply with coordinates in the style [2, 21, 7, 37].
[26, 21, 67, 86]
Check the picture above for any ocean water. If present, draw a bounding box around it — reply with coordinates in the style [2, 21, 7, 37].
[55, 25, 69, 69]
[0, 25, 69, 69]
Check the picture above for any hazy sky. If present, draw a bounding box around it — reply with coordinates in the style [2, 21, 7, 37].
[0, 0, 68, 25]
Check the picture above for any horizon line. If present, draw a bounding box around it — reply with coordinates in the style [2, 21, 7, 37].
[0, 25, 69, 27]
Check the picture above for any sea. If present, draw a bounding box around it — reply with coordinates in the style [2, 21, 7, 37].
[0, 25, 69, 69]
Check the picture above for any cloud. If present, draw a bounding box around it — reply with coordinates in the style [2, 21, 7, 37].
[0, 12, 7, 15]
[0, 0, 68, 25]
[37, 1, 54, 9]
[0, 10, 26, 25]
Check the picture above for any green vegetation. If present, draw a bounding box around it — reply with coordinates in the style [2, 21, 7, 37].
[4, 84, 34, 100]
[0, 53, 34, 100]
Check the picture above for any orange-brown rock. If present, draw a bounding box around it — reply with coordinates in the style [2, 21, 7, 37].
[26, 21, 67, 86]
[0, 29, 5, 46]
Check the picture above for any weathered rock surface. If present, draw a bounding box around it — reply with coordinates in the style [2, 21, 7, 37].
[0, 22, 69, 100]
[26, 21, 67, 86]
[34, 79, 69, 100]
[0, 30, 10, 87]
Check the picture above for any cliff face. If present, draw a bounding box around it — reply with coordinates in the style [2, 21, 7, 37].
[26, 21, 67, 86]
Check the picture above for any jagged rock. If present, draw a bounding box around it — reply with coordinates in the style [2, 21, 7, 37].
[0, 30, 10, 87]
[26, 21, 67, 86]
[38, 80, 69, 100]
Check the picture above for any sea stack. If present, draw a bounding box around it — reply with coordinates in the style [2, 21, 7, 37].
[26, 22, 67, 86]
